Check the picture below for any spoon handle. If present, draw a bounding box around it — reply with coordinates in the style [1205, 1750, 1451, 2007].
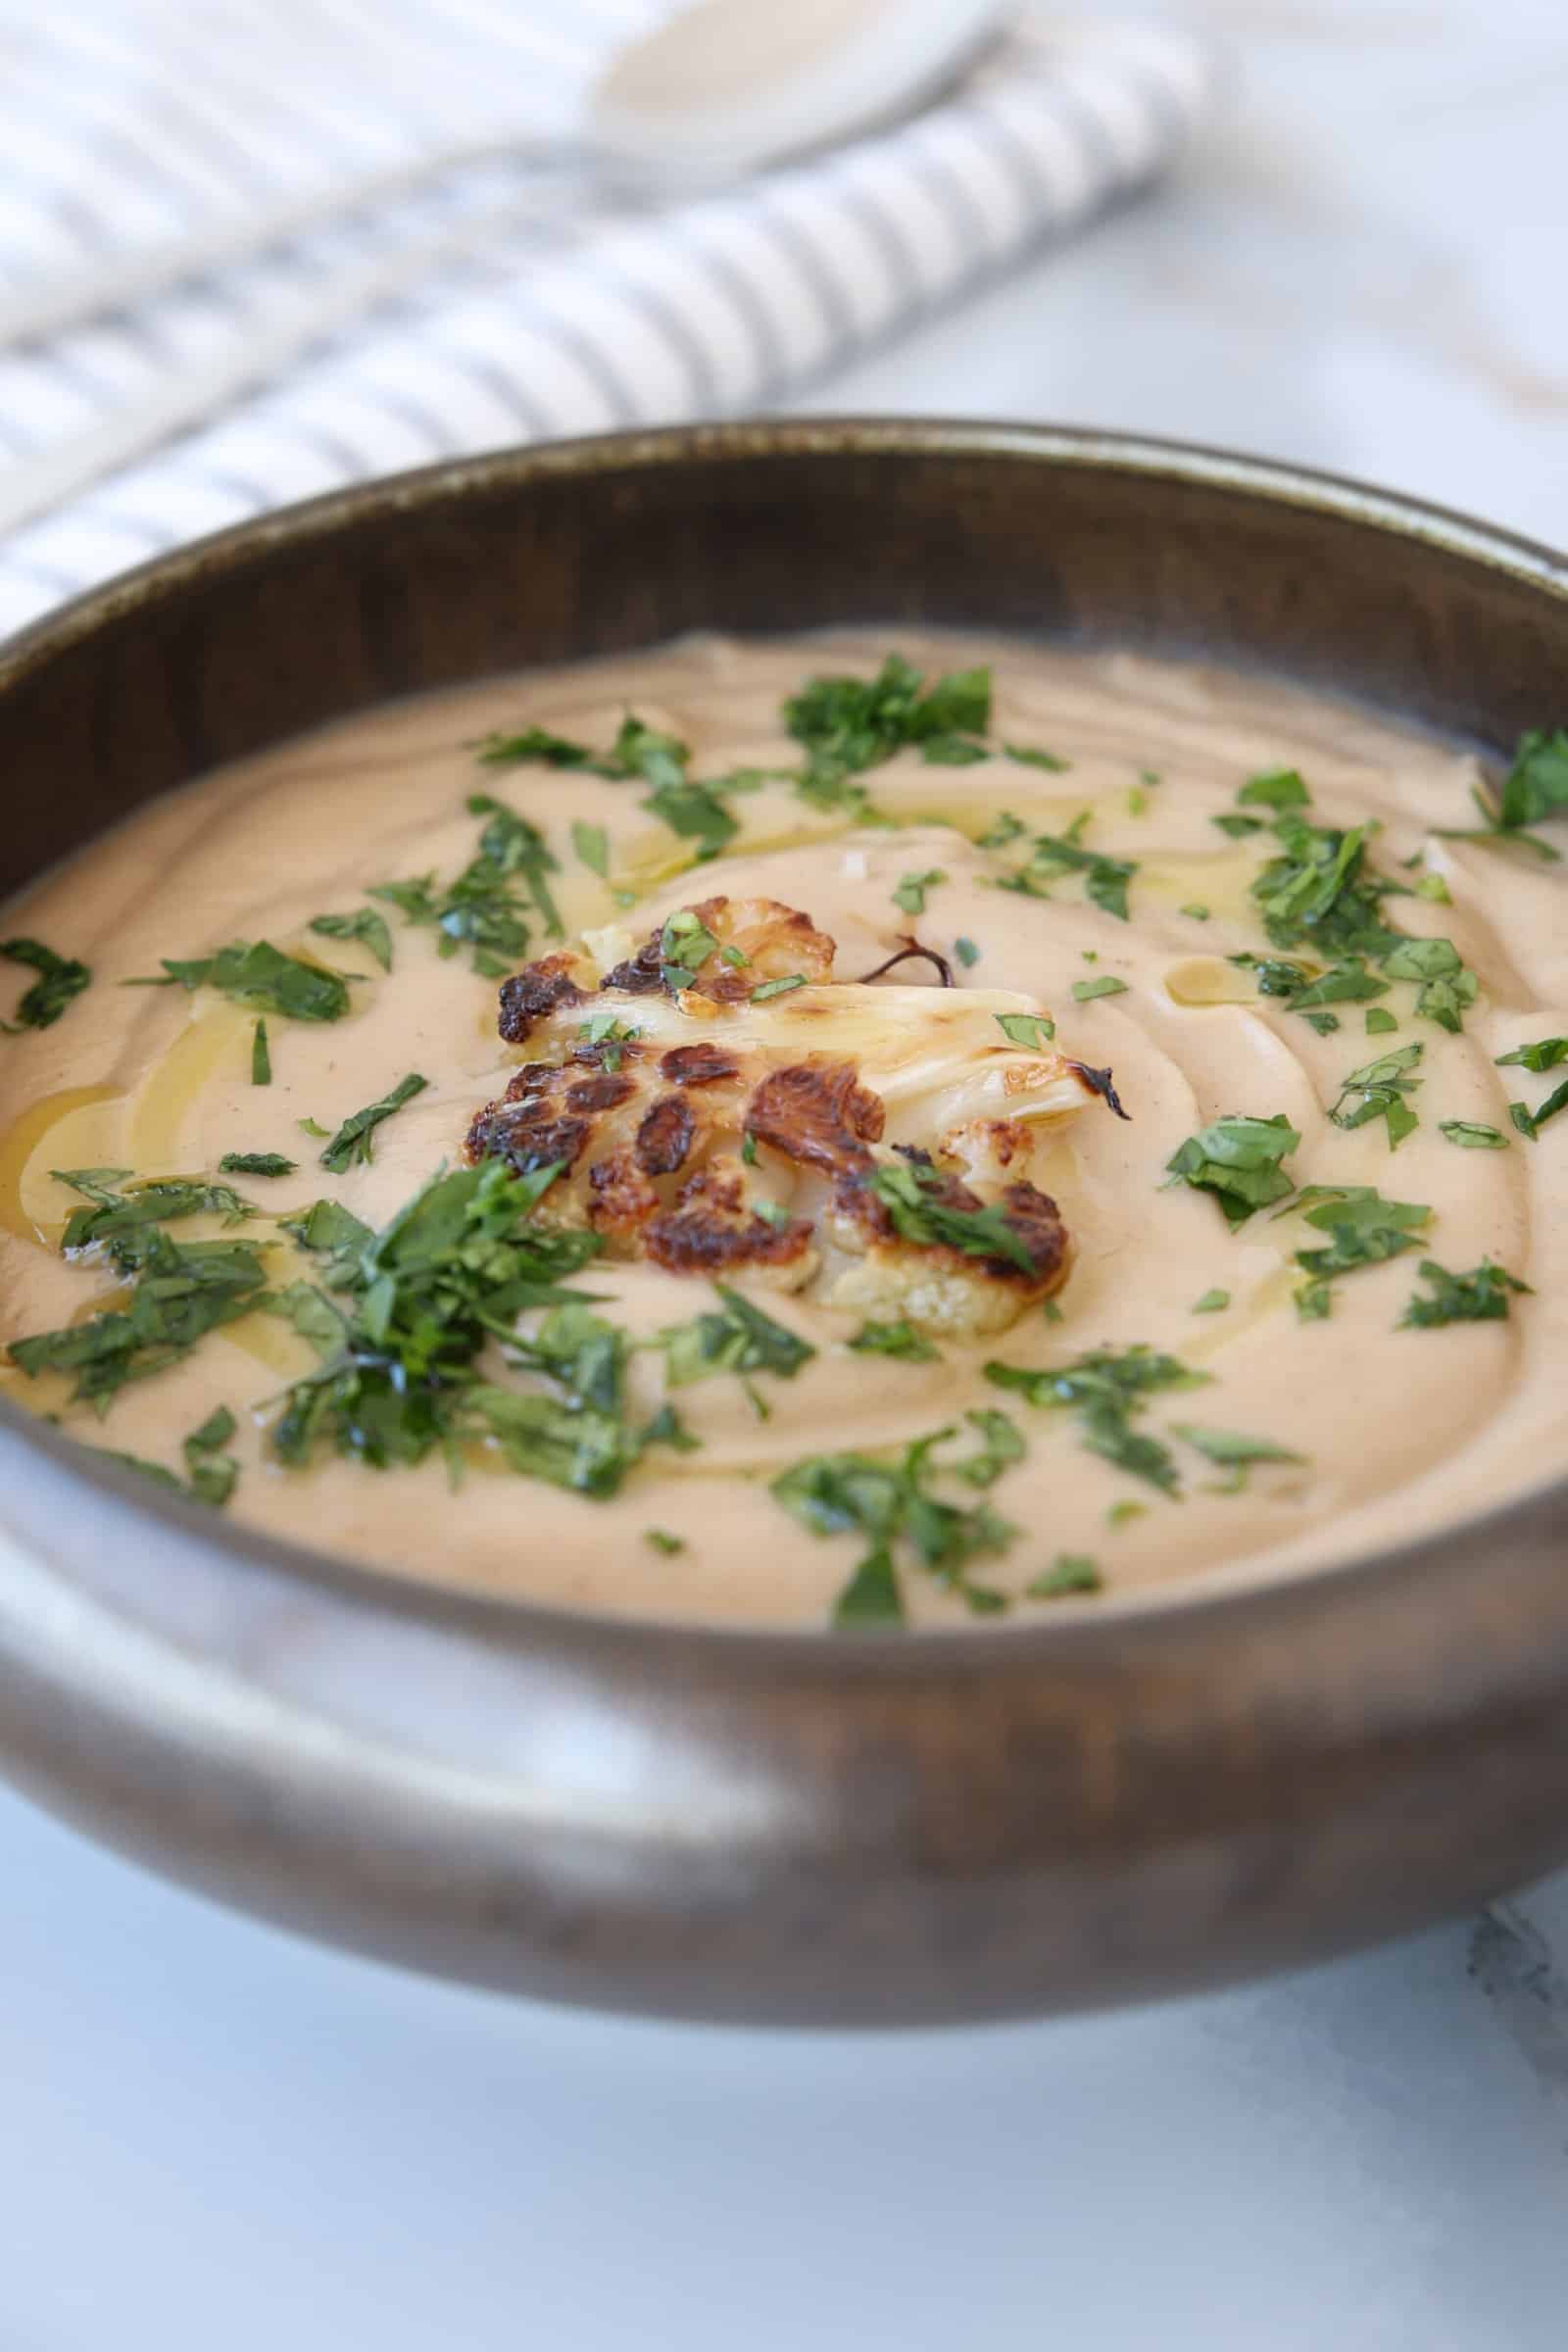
[0, 182, 583, 541]
[0, 135, 575, 356]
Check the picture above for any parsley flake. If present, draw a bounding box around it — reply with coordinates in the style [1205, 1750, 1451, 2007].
[995, 1011, 1055, 1050]
[1329, 1041, 1423, 1151]
[1027, 1554, 1102, 1599]
[893, 868, 946, 915]
[308, 907, 393, 972]
[571, 820, 611, 878]
[318, 1072, 429, 1174]
[985, 1345, 1208, 1495]
[1164, 1113, 1299, 1226]
[772, 1421, 1021, 1627]
[149, 940, 352, 1022]
[1172, 1423, 1306, 1494]
[1287, 1185, 1431, 1319]
[218, 1152, 296, 1178]
[0, 937, 91, 1033]
[1438, 1119, 1508, 1150]
[1437, 729, 1568, 859]
[849, 1319, 941, 1363]
[371, 796, 562, 976]
[1399, 1257, 1531, 1327]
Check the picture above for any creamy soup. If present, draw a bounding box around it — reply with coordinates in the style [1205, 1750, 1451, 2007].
[1, 629, 1564, 1628]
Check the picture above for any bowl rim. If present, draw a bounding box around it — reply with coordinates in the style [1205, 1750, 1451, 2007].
[3, 412, 1567, 1672]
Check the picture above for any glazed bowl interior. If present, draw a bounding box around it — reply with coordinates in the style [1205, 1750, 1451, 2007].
[2, 419, 1567, 2027]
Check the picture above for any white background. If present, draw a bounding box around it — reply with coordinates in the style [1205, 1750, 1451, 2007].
[5, 3, 1568, 2344]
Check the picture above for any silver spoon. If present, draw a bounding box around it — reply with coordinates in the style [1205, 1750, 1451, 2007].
[0, 0, 1008, 538]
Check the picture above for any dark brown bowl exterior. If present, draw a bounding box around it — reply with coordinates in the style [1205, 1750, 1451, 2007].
[2, 421, 1567, 2027]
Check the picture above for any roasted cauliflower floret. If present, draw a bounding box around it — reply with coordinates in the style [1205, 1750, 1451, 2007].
[824, 1150, 1070, 1339]
[590, 895, 836, 1004]
[466, 897, 1114, 1338]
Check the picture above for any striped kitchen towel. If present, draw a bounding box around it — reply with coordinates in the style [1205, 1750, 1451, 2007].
[0, 2, 1212, 637]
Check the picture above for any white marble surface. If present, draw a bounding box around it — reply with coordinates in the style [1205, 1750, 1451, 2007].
[6, 3, 1568, 2344]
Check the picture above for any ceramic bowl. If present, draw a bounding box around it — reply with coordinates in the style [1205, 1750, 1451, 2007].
[2, 419, 1566, 2025]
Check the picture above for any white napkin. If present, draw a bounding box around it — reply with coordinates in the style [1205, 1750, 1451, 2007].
[0, 2, 1211, 634]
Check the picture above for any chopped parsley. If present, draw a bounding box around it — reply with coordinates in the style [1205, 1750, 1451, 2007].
[10, 1229, 269, 1410]
[571, 820, 611, 878]
[1000, 814, 1136, 921]
[639, 1402, 701, 1454]
[1071, 975, 1128, 1004]
[1250, 810, 1402, 959]
[1172, 1423, 1306, 1494]
[270, 1161, 610, 1478]
[1287, 1184, 1431, 1319]
[783, 655, 993, 808]
[995, 1011, 1055, 1050]
[1379, 935, 1478, 1033]
[476, 711, 687, 791]
[849, 1319, 941, 1362]
[0, 937, 90, 1033]
[1328, 1041, 1423, 1151]
[144, 940, 352, 1022]
[955, 936, 981, 967]
[82, 1402, 239, 1508]
[1414, 872, 1451, 904]
[643, 777, 739, 859]
[985, 1344, 1209, 1496]
[218, 1152, 296, 1178]
[1238, 767, 1310, 813]
[308, 907, 393, 972]
[659, 907, 719, 989]
[183, 1403, 240, 1506]
[1003, 743, 1070, 772]
[1212, 813, 1265, 839]
[1365, 1006, 1398, 1035]
[1285, 958, 1390, 1012]
[1437, 728, 1568, 859]
[1496, 1039, 1568, 1138]
[893, 868, 945, 915]
[1438, 1120, 1508, 1151]
[53, 1167, 257, 1270]
[772, 1421, 1021, 1627]
[318, 1072, 429, 1173]
[251, 1018, 271, 1085]
[1496, 1037, 1568, 1071]
[1181, 904, 1210, 921]
[1164, 1113, 1299, 1226]
[1026, 1553, 1102, 1599]
[370, 796, 562, 977]
[1399, 1257, 1532, 1328]
[953, 1407, 1026, 1488]
[867, 1155, 1036, 1273]
[644, 1528, 685, 1555]
[578, 1011, 640, 1072]
[1509, 1078, 1568, 1141]
[659, 1286, 815, 1412]
[1192, 1288, 1230, 1314]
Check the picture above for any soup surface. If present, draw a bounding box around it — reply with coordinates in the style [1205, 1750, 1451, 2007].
[1, 630, 1564, 1628]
